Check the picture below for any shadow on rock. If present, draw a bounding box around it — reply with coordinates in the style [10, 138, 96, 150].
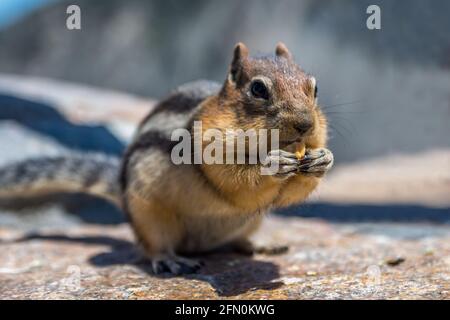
[0, 94, 124, 155]
[12, 233, 282, 297]
[277, 202, 450, 223]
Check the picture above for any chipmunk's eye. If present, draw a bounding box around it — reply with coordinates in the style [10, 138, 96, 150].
[250, 80, 269, 100]
[314, 85, 318, 98]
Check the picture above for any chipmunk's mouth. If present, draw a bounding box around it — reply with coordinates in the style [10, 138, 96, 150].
[279, 138, 302, 148]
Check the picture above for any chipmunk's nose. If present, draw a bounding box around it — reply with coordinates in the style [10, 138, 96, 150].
[293, 114, 313, 136]
[294, 122, 312, 135]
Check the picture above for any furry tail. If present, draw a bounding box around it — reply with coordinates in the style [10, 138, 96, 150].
[0, 154, 121, 207]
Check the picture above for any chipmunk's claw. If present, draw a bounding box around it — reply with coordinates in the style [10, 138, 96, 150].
[263, 149, 299, 179]
[298, 148, 334, 177]
[151, 255, 203, 275]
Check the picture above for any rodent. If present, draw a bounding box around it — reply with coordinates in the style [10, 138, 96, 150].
[0, 42, 333, 275]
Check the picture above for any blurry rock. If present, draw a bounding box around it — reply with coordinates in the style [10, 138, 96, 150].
[385, 257, 406, 267]
[314, 150, 450, 208]
[0, 122, 70, 166]
[0, 75, 150, 228]
[0, 74, 153, 143]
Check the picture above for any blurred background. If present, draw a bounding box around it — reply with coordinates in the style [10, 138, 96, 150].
[0, 0, 449, 227]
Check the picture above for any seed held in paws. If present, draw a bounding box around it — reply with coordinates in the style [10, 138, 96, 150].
[294, 142, 306, 160]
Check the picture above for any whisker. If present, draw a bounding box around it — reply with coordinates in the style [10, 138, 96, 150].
[327, 116, 357, 132]
[331, 120, 354, 137]
[328, 123, 350, 146]
[321, 99, 365, 110]
[323, 110, 365, 115]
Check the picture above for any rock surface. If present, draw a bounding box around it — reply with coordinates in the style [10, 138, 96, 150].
[0, 216, 449, 299]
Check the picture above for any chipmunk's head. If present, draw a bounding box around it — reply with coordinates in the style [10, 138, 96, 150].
[220, 42, 326, 148]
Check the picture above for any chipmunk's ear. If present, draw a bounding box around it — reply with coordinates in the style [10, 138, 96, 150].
[229, 42, 249, 84]
[305, 76, 317, 100]
[275, 42, 292, 60]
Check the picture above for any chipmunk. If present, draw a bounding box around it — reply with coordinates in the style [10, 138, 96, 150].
[0, 42, 333, 275]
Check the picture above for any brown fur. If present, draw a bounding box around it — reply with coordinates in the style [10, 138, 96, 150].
[120, 42, 331, 274]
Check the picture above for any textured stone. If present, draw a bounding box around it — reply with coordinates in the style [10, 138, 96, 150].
[0, 216, 448, 300]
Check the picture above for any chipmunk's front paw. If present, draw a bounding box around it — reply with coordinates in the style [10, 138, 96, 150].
[151, 254, 204, 275]
[298, 148, 334, 177]
[262, 149, 299, 179]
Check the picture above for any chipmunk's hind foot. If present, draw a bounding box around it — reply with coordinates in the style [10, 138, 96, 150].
[150, 254, 204, 275]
